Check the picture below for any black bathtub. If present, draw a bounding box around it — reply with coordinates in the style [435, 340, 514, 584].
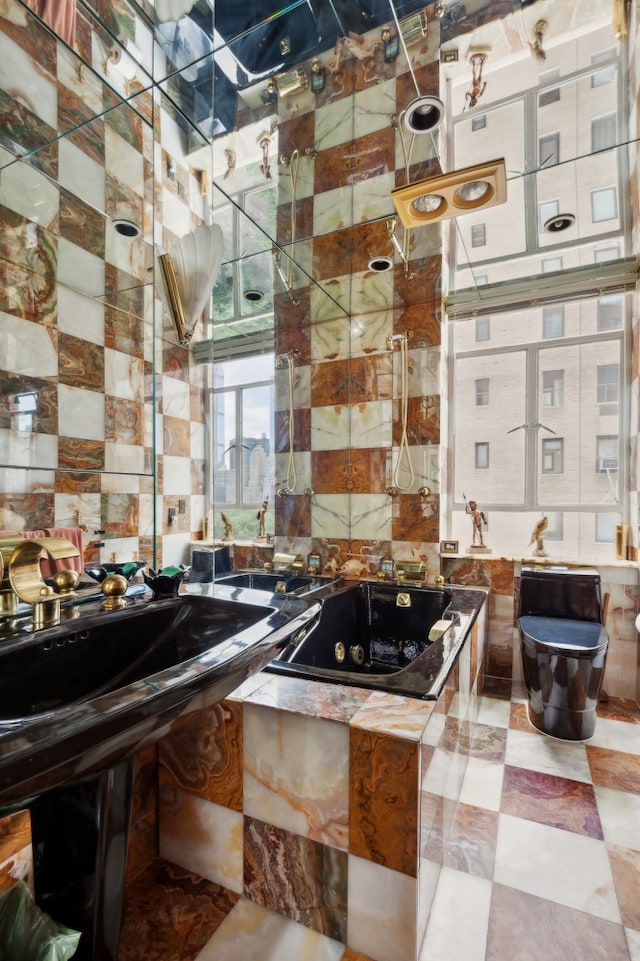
[266, 580, 478, 699]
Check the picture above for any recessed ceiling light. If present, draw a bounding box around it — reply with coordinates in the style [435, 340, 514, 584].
[244, 289, 264, 303]
[403, 96, 445, 134]
[113, 219, 140, 238]
[543, 213, 576, 233]
[368, 256, 393, 272]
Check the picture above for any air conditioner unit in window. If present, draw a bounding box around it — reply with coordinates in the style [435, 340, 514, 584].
[597, 457, 618, 471]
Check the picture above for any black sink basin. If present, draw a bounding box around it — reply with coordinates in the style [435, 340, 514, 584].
[0, 588, 320, 807]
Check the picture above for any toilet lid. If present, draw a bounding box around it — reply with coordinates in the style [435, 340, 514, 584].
[519, 616, 608, 652]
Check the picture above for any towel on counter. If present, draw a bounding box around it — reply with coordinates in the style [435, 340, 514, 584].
[0, 528, 84, 577]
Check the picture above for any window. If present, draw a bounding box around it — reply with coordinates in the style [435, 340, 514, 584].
[475, 317, 490, 342]
[538, 199, 559, 231]
[539, 132, 559, 167]
[594, 244, 620, 263]
[471, 223, 486, 247]
[591, 49, 616, 87]
[597, 364, 619, 404]
[472, 114, 486, 131]
[595, 513, 616, 543]
[543, 513, 563, 541]
[539, 84, 560, 107]
[542, 369, 563, 408]
[591, 187, 618, 223]
[475, 274, 488, 286]
[591, 114, 616, 152]
[543, 305, 564, 338]
[211, 354, 274, 534]
[597, 295, 623, 331]
[596, 436, 618, 472]
[541, 437, 563, 474]
[11, 391, 37, 432]
[475, 442, 489, 469]
[542, 256, 563, 273]
[475, 378, 490, 406]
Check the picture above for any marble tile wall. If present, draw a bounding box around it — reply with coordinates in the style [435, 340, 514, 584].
[119, 608, 487, 961]
[0, 809, 32, 898]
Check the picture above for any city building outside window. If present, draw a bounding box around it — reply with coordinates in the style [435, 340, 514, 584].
[538, 199, 559, 231]
[542, 305, 564, 338]
[474, 442, 489, 469]
[539, 132, 559, 167]
[591, 186, 618, 222]
[591, 113, 616, 152]
[475, 377, 490, 406]
[591, 48, 616, 87]
[596, 435, 618, 472]
[542, 256, 563, 273]
[475, 317, 490, 342]
[542, 370, 564, 408]
[471, 223, 486, 247]
[472, 114, 486, 131]
[597, 295, 623, 331]
[596, 363, 619, 405]
[541, 437, 564, 473]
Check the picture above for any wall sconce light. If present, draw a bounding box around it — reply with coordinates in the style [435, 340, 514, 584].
[530, 19, 548, 63]
[260, 79, 278, 106]
[390, 158, 507, 229]
[465, 51, 488, 109]
[156, 223, 224, 347]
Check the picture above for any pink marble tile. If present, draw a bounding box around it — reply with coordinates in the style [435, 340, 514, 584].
[500, 765, 603, 838]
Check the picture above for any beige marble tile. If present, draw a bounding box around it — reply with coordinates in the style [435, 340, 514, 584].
[419, 867, 492, 961]
[347, 854, 417, 961]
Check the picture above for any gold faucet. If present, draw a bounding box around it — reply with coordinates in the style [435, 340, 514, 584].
[1, 536, 81, 628]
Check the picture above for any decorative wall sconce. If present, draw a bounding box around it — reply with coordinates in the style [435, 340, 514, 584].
[156, 223, 224, 347]
[260, 79, 278, 105]
[530, 19, 548, 63]
[391, 158, 507, 229]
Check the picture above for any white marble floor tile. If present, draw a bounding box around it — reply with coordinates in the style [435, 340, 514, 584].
[494, 813, 621, 923]
[458, 756, 506, 812]
[476, 697, 512, 729]
[626, 927, 640, 961]
[594, 785, 640, 851]
[195, 898, 344, 961]
[588, 717, 640, 755]
[347, 854, 417, 961]
[419, 867, 492, 961]
[505, 728, 592, 783]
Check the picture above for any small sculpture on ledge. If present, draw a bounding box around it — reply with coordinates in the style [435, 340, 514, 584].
[464, 493, 491, 553]
[220, 512, 233, 542]
[528, 515, 548, 557]
[256, 500, 268, 541]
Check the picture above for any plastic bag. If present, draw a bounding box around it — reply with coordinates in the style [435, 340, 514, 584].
[0, 881, 81, 961]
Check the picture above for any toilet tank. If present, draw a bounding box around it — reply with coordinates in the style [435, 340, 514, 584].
[518, 565, 603, 624]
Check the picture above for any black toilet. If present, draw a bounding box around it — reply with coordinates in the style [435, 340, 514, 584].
[518, 565, 609, 741]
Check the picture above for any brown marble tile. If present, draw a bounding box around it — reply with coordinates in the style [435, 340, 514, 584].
[277, 110, 315, 161]
[159, 701, 243, 811]
[349, 727, 419, 876]
[586, 745, 640, 795]
[101, 491, 139, 537]
[131, 743, 159, 824]
[312, 449, 353, 494]
[58, 436, 105, 471]
[311, 357, 350, 406]
[439, 717, 507, 762]
[350, 220, 395, 275]
[0, 92, 58, 179]
[59, 189, 105, 257]
[162, 414, 190, 457]
[349, 448, 388, 494]
[275, 490, 311, 537]
[0, 374, 57, 434]
[596, 697, 640, 724]
[501, 765, 603, 838]
[119, 859, 238, 961]
[104, 263, 145, 318]
[0, 248, 57, 323]
[607, 843, 640, 930]
[106, 397, 143, 446]
[275, 322, 311, 363]
[54, 470, 101, 494]
[277, 194, 314, 245]
[442, 801, 499, 879]
[396, 61, 440, 110]
[392, 491, 439, 543]
[341, 949, 377, 961]
[274, 288, 311, 329]
[312, 227, 354, 282]
[394, 254, 441, 310]
[0, 810, 30, 869]
[486, 882, 631, 961]
[106, 173, 144, 233]
[509, 702, 541, 733]
[350, 354, 393, 403]
[125, 807, 158, 886]
[244, 816, 347, 942]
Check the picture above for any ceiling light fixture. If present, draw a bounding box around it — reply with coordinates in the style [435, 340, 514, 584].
[543, 213, 575, 233]
[402, 95, 445, 134]
[391, 158, 507, 229]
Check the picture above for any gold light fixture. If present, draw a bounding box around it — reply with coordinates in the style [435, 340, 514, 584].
[156, 223, 224, 347]
[391, 158, 507, 229]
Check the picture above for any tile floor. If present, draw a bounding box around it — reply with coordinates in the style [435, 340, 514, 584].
[122, 681, 640, 961]
[419, 682, 640, 961]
